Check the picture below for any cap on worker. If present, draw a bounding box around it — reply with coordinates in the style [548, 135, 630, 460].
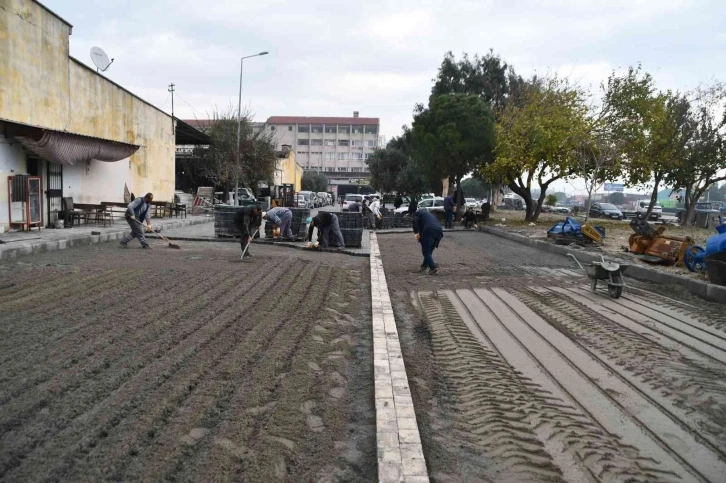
[306, 217, 313, 224]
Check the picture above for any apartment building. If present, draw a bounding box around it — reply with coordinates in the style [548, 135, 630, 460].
[265, 112, 380, 184]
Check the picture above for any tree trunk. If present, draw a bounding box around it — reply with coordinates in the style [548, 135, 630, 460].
[644, 175, 662, 220]
[455, 175, 463, 221]
[507, 182, 533, 221]
[584, 188, 594, 224]
[532, 193, 548, 222]
[489, 184, 502, 212]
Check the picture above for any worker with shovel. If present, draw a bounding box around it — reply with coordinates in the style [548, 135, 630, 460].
[263, 207, 294, 241]
[235, 204, 263, 259]
[413, 209, 444, 274]
[306, 212, 344, 249]
[120, 193, 154, 249]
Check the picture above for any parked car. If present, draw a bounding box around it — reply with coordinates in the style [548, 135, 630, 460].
[630, 200, 663, 220]
[419, 197, 446, 213]
[589, 202, 624, 220]
[297, 191, 315, 209]
[676, 202, 722, 226]
[553, 205, 570, 214]
[343, 194, 364, 211]
[464, 198, 480, 209]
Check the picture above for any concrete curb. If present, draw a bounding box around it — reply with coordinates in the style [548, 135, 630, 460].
[479, 226, 726, 303]
[0, 217, 213, 261]
[145, 234, 371, 257]
[369, 233, 429, 483]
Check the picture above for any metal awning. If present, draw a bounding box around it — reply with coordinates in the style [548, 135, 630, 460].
[15, 129, 140, 166]
[175, 117, 211, 145]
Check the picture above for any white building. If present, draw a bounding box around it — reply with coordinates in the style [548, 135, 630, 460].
[264, 112, 379, 186]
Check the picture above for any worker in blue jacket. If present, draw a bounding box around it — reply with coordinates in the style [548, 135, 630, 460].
[443, 194, 455, 229]
[120, 193, 153, 249]
[413, 210, 444, 274]
[263, 207, 294, 240]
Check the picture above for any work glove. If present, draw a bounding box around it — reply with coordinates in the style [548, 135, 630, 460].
[146, 225, 153, 233]
[415, 234, 421, 242]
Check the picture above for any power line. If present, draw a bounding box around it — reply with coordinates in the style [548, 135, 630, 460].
[175, 92, 202, 117]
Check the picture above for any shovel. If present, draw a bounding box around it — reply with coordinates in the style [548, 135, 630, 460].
[130, 217, 181, 249]
[241, 229, 258, 260]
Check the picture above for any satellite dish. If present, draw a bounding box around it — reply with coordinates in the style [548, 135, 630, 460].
[90, 46, 114, 72]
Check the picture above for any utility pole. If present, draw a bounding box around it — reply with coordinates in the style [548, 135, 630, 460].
[168, 83, 175, 133]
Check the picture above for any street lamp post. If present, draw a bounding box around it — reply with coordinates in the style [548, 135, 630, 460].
[235, 51, 268, 204]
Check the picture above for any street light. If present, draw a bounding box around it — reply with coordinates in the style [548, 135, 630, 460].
[235, 51, 269, 203]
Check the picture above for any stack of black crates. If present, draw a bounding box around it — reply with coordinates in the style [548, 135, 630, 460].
[334, 211, 364, 248]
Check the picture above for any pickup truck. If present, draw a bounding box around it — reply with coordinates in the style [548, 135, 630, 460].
[623, 200, 662, 220]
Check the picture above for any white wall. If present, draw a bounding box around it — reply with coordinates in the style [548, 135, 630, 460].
[63, 159, 133, 205]
[0, 134, 28, 231]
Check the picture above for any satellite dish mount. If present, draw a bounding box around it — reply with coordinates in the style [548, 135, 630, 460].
[90, 46, 114, 73]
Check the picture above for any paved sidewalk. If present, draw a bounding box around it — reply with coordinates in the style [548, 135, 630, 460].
[0, 215, 213, 260]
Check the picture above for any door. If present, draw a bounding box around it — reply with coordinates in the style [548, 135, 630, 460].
[46, 162, 63, 227]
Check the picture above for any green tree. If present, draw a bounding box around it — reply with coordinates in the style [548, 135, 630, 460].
[192, 107, 276, 198]
[366, 144, 428, 199]
[608, 192, 626, 205]
[461, 178, 491, 199]
[485, 77, 590, 222]
[602, 66, 692, 219]
[576, 125, 623, 223]
[412, 94, 496, 214]
[301, 171, 329, 192]
[665, 81, 726, 223]
[545, 194, 558, 206]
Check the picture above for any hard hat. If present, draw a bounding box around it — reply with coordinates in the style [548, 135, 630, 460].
[306, 216, 313, 224]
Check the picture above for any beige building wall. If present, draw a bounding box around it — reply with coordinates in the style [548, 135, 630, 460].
[274, 150, 303, 192]
[0, 0, 175, 212]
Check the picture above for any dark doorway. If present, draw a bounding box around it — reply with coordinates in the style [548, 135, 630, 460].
[46, 162, 63, 227]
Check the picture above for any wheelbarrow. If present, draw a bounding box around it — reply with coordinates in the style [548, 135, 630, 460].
[568, 254, 630, 298]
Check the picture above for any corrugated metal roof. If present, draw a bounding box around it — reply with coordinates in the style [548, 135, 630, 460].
[266, 116, 379, 126]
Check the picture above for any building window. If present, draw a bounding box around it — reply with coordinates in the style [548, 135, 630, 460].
[338, 125, 350, 134]
[352, 125, 364, 134]
[298, 139, 309, 146]
[365, 126, 378, 135]
[351, 167, 363, 172]
[364, 153, 372, 160]
[324, 140, 335, 146]
[298, 125, 310, 133]
[325, 167, 336, 172]
[270, 125, 276, 131]
[338, 153, 349, 160]
[309, 165, 321, 170]
[351, 152, 363, 160]
[338, 167, 348, 172]
[288, 126, 293, 131]
[338, 140, 349, 147]
[324, 152, 335, 160]
[365, 140, 376, 148]
[351, 140, 363, 147]
[311, 139, 323, 146]
[311, 124, 323, 133]
[325, 125, 337, 134]
[310, 151, 322, 156]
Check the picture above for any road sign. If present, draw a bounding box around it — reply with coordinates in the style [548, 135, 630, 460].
[604, 183, 624, 192]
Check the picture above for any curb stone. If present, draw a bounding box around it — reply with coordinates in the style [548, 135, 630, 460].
[369, 233, 429, 483]
[478, 225, 726, 303]
[0, 218, 213, 261]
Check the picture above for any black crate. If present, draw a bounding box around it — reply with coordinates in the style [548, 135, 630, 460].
[340, 228, 363, 248]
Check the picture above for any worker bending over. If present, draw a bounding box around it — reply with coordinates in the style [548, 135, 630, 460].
[462, 207, 478, 229]
[120, 193, 154, 249]
[264, 207, 294, 241]
[413, 210, 444, 274]
[307, 212, 345, 249]
[369, 196, 382, 229]
[235, 204, 262, 259]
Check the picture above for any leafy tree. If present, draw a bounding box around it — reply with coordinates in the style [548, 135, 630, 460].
[485, 76, 590, 222]
[301, 170, 329, 192]
[192, 107, 276, 198]
[431, 51, 524, 209]
[602, 66, 692, 219]
[366, 144, 428, 199]
[608, 192, 626, 205]
[706, 181, 726, 202]
[412, 94, 496, 214]
[665, 81, 726, 223]
[545, 194, 558, 206]
[461, 178, 491, 199]
[576, 126, 623, 223]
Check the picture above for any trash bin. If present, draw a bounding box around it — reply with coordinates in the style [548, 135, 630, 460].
[695, 212, 710, 229]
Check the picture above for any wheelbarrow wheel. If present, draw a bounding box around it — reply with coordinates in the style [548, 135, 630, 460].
[608, 284, 623, 298]
[591, 277, 597, 292]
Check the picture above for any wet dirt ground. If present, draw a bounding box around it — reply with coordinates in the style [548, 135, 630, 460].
[378, 231, 726, 483]
[0, 241, 376, 482]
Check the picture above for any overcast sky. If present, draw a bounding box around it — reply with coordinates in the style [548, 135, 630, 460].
[53, 0, 725, 193]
